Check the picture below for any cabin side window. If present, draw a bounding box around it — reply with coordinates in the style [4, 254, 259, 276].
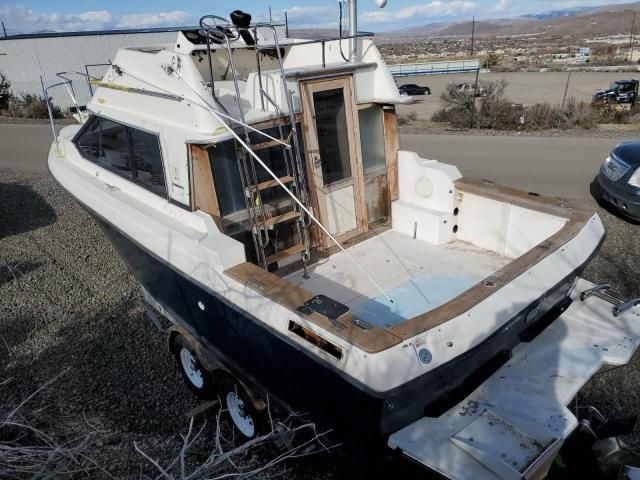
[358, 106, 386, 173]
[74, 116, 167, 197]
[358, 106, 389, 223]
[208, 123, 305, 222]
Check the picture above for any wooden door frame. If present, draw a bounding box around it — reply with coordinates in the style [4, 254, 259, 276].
[300, 75, 367, 249]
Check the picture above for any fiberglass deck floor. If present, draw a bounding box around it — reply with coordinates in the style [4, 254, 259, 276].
[286, 230, 510, 329]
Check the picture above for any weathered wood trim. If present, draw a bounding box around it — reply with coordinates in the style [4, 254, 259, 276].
[224, 262, 403, 353]
[455, 177, 590, 218]
[248, 113, 303, 131]
[228, 175, 596, 351]
[188, 144, 222, 229]
[300, 75, 367, 248]
[344, 77, 369, 232]
[356, 102, 378, 110]
[383, 108, 399, 203]
[300, 80, 326, 249]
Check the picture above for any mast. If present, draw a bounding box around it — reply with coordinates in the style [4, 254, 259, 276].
[349, 0, 358, 61]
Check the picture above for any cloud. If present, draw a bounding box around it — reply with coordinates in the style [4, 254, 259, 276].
[361, 1, 476, 24]
[492, 0, 511, 12]
[547, 0, 637, 7]
[258, 5, 338, 29]
[0, 5, 193, 34]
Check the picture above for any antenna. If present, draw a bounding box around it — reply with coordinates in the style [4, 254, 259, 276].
[285, 11, 289, 37]
[1, 21, 7, 38]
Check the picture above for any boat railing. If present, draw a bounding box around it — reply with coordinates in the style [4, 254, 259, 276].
[198, 16, 321, 269]
[200, 15, 272, 266]
[253, 22, 310, 208]
[256, 31, 374, 69]
[42, 70, 98, 152]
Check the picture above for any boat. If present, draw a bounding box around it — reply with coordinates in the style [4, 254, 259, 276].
[46, 8, 640, 479]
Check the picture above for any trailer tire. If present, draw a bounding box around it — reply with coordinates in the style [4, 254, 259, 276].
[219, 376, 268, 439]
[172, 335, 217, 399]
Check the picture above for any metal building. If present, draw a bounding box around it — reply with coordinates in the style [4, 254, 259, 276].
[0, 27, 191, 109]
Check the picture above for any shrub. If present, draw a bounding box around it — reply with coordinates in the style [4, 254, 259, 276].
[524, 102, 555, 130]
[0, 72, 13, 110]
[432, 79, 518, 129]
[432, 81, 633, 131]
[6, 93, 62, 119]
[398, 110, 418, 125]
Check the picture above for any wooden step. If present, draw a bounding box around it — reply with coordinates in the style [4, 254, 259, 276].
[263, 210, 300, 228]
[247, 175, 294, 193]
[266, 243, 306, 264]
[251, 138, 287, 151]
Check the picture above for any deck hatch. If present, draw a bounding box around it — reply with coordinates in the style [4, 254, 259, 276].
[297, 294, 349, 321]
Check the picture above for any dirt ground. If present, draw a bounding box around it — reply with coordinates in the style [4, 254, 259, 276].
[396, 71, 630, 120]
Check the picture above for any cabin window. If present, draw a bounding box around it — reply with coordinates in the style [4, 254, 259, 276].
[129, 127, 166, 196]
[74, 116, 166, 197]
[75, 117, 135, 181]
[207, 139, 245, 217]
[358, 106, 386, 173]
[208, 123, 305, 220]
[313, 89, 351, 185]
[358, 106, 389, 223]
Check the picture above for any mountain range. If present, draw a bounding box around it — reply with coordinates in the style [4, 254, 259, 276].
[381, 2, 640, 39]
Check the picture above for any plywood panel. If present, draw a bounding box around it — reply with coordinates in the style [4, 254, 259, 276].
[326, 184, 358, 235]
[189, 144, 222, 229]
[383, 108, 400, 203]
[365, 173, 389, 223]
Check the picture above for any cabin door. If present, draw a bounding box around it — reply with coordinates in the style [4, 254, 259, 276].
[301, 77, 366, 248]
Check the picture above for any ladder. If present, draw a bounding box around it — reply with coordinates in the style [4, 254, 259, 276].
[200, 17, 312, 270]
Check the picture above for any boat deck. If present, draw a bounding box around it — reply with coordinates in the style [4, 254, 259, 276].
[285, 230, 510, 329]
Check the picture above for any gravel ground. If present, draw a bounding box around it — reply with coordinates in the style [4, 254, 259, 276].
[0, 168, 344, 479]
[1, 168, 639, 477]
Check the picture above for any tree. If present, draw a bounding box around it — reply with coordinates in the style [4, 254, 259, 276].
[0, 71, 12, 110]
[482, 52, 501, 70]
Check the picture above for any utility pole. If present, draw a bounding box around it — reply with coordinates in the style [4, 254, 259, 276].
[470, 16, 475, 56]
[269, 7, 272, 23]
[558, 71, 572, 128]
[630, 12, 637, 64]
[1, 21, 7, 38]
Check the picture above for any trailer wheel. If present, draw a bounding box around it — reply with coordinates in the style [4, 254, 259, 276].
[219, 377, 268, 439]
[172, 335, 217, 399]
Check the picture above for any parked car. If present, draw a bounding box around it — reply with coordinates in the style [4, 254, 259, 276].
[597, 141, 640, 220]
[398, 84, 431, 96]
[457, 82, 486, 97]
[592, 80, 638, 106]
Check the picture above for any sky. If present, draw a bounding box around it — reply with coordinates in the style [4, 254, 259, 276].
[0, 0, 638, 35]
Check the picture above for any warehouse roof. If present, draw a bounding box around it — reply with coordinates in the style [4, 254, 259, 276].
[0, 26, 198, 41]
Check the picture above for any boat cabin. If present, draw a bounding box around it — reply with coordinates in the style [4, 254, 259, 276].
[62, 21, 601, 373]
